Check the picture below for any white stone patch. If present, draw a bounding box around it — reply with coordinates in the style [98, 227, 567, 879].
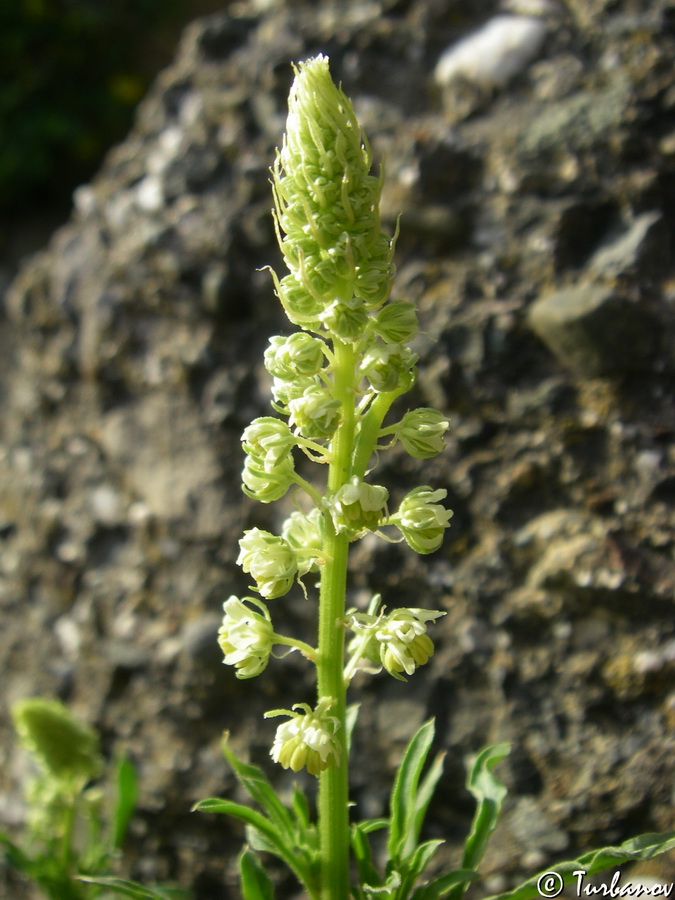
[435, 15, 547, 89]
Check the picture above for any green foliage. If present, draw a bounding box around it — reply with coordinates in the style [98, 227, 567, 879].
[2, 696, 187, 900]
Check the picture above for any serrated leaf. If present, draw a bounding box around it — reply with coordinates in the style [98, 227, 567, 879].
[239, 847, 275, 900]
[388, 720, 436, 864]
[481, 831, 675, 900]
[411, 869, 479, 900]
[112, 755, 138, 849]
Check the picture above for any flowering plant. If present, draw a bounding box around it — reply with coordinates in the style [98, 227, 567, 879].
[47, 53, 673, 900]
[190, 56, 675, 900]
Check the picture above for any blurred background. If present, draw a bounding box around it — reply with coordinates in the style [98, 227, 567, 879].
[0, 0, 229, 272]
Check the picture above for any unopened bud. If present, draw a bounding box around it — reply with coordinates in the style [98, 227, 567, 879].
[374, 300, 419, 344]
[360, 343, 418, 393]
[264, 333, 326, 379]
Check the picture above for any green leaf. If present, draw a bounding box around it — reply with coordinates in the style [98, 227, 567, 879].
[352, 821, 387, 891]
[388, 720, 436, 864]
[194, 798, 312, 892]
[221, 737, 295, 842]
[239, 847, 275, 900]
[346, 703, 361, 756]
[0, 830, 37, 879]
[112, 755, 138, 848]
[78, 875, 186, 899]
[460, 744, 510, 873]
[398, 839, 446, 899]
[410, 750, 446, 860]
[481, 830, 675, 900]
[411, 869, 479, 900]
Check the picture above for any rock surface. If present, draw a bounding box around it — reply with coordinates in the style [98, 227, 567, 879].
[1, 1, 674, 898]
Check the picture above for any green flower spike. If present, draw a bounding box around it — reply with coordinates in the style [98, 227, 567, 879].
[271, 54, 395, 331]
[12, 697, 102, 784]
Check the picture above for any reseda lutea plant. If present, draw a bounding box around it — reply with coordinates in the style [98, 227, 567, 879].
[195, 55, 675, 900]
[211, 52, 451, 897]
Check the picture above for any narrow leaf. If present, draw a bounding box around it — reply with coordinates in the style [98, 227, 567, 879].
[195, 798, 311, 890]
[398, 839, 445, 899]
[411, 869, 479, 900]
[388, 720, 436, 863]
[239, 847, 275, 900]
[352, 821, 386, 890]
[112, 755, 138, 848]
[460, 744, 510, 872]
[78, 875, 185, 899]
[410, 751, 446, 857]
[221, 737, 295, 841]
[481, 831, 675, 900]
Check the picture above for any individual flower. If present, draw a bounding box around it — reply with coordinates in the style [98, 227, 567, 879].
[398, 408, 449, 459]
[288, 384, 341, 439]
[242, 452, 296, 503]
[218, 596, 274, 679]
[242, 417, 296, 470]
[266, 698, 341, 776]
[281, 508, 324, 575]
[389, 486, 453, 554]
[237, 528, 298, 599]
[328, 477, 389, 537]
[360, 342, 418, 393]
[264, 333, 326, 379]
[319, 298, 369, 342]
[375, 608, 446, 679]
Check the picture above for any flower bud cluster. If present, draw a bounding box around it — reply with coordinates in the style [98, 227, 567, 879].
[272, 55, 395, 335]
[267, 698, 341, 776]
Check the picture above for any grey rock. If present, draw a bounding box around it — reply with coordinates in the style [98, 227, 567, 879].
[527, 285, 659, 376]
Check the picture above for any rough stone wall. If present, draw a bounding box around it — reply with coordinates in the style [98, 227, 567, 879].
[1, 1, 673, 898]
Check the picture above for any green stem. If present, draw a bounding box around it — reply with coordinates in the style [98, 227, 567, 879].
[352, 387, 407, 479]
[317, 340, 356, 900]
